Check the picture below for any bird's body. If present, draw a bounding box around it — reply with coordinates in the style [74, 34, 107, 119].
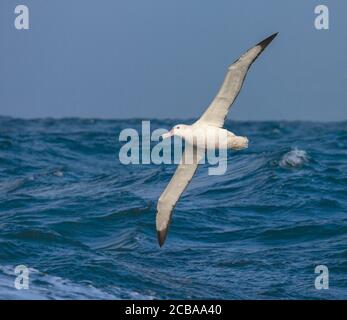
[166, 123, 248, 151]
[156, 33, 278, 246]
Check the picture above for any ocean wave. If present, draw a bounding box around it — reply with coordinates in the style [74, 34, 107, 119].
[279, 148, 308, 168]
[0, 265, 154, 300]
[0, 117, 346, 299]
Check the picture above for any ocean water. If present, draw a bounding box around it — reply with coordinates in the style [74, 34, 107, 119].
[0, 116, 346, 300]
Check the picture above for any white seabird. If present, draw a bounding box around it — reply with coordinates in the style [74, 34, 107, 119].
[156, 33, 278, 247]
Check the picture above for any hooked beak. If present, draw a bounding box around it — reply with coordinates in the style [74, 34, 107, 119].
[161, 130, 173, 139]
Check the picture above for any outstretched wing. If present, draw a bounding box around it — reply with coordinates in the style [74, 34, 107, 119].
[156, 146, 202, 247]
[197, 33, 278, 128]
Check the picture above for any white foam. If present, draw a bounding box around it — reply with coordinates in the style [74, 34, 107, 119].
[52, 170, 64, 177]
[280, 148, 308, 168]
[0, 265, 154, 300]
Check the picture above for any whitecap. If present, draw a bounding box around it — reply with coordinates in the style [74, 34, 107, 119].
[279, 148, 308, 168]
[0, 265, 155, 300]
[52, 170, 64, 177]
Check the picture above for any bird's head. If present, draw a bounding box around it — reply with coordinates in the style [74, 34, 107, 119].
[161, 124, 188, 139]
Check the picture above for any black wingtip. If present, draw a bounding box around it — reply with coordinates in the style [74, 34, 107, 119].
[157, 229, 168, 247]
[256, 32, 278, 49]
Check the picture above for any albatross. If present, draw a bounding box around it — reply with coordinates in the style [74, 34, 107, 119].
[156, 33, 278, 247]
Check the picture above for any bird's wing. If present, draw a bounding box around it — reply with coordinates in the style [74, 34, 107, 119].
[156, 146, 203, 247]
[197, 33, 278, 128]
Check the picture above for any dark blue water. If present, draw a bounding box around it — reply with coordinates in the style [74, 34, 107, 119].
[0, 117, 346, 299]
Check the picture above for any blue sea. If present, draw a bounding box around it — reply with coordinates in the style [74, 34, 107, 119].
[0, 116, 346, 299]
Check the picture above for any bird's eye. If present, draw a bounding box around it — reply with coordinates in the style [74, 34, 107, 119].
[177, 126, 180, 129]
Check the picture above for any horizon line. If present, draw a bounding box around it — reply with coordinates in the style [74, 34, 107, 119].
[0, 115, 346, 124]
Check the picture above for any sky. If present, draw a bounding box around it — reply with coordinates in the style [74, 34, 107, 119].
[0, 0, 346, 121]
